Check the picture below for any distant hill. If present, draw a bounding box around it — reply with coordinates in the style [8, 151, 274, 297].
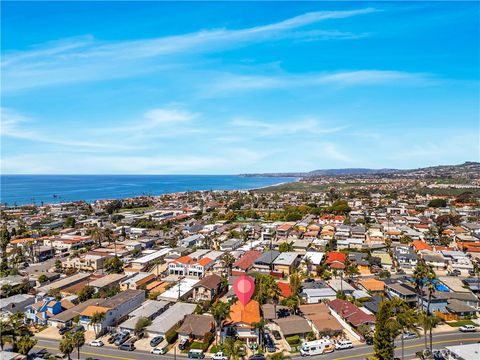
[240, 161, 480, 179]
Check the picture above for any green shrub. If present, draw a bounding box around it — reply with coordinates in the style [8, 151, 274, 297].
[165, 329, 178, 344]
[202, 332, 214, 352]
[190, 342, 203, 350]
[286, 335, 300, 345]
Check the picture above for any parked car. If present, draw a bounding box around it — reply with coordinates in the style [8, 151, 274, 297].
[179, 338, 190, 350]
[151, 347, 167, 355]
[402, 332, 417, 340]
[114, 333, 130, 346]
[335, 340, 353, 350]
[58, 326, 71, 335]
[150, 336, 164, 347]
[89, 340, 104, 347]
[211, 352, 227, 360]
[468, 269, 476, 276]
[70, 325, 85, 335]
[118, 342, 136, 351]
[448, 269, 461, 276]
[248, 355, 266, 360]
[272, 330, 282, 340]
[108, 333, 120, 344]
[188, 350, 205, 359]
[459, 325, 476, 332]
[365, 336, 373, 345]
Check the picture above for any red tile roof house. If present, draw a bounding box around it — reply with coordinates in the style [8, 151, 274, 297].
[328, 299, 375, 340]
[326, 251, 347, 270]
[231, 250, 262, 276]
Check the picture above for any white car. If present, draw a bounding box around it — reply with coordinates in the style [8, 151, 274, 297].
[151, 347, 167, 355]
[335, 340, 353, 350]
[211, 352, 228, 360]
[459, 325, 476, 332]
[402, 332, 417, 340]
[89, 340, 104, 347]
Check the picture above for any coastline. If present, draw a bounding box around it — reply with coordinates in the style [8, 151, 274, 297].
[0, 174, 299, 206]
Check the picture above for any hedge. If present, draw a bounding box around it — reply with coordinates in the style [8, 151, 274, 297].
[286, 335, 300, 345]
[166, 329, 178, 344]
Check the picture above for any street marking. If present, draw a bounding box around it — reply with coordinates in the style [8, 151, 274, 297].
[33, 345, 137, 360]
[296, 337, 480, 360]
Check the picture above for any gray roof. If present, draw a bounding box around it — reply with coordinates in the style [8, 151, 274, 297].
[101, 289, 144, 309]
[39, 273, 91, 292]
[146, 302, 197, 334]
[0, 294, 34, 309]
[273, 252, 298, 266]
[274, 316, 312, 336]
[89, 274, 127, 288]
[128, 300, 170, 318]
[254, 251, 280, 265]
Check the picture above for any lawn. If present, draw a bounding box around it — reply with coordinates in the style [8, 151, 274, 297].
[446, 320, 476, 327]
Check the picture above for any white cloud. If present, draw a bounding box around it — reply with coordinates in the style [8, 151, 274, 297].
[203, 70, 435, 97]
[2, 8, 377, 92]
[322, 142, 351, 162]
[230, 117, 346, 136]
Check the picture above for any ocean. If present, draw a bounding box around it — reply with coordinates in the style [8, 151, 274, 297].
[0, 175, 296, 206]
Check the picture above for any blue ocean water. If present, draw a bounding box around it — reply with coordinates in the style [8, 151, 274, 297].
[0, 175, 296, 205]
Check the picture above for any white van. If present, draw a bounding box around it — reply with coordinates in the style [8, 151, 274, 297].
[335, 339, 353, 350]
[300, 339, 333, 356]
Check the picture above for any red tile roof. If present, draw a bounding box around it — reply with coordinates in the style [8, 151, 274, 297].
[233, 250, 262, 270]
[277, 282, 293, 298]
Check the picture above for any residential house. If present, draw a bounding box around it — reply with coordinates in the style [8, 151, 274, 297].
[220, 238, 242, 251]
[146, 302, 197, 337]
[224, 300, 260, 341]
[25, 296, 63, 325]
[0, 294, 35, 315]
[328, 298, 375, 328]
[192, 274, 222, 302]
[231, 250, 262, 276]
[118, 300, 170, 333]
[177, 314, 215, 340]
[273, 252, 300, 276]
[252, 251, 280, 273]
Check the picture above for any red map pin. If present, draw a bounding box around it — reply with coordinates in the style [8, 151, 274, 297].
[234, 274, 255, 305]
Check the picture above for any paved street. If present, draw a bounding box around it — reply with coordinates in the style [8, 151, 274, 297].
[33, 332, 480, 360]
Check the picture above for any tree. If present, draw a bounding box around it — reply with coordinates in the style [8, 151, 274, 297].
[59, 335, 75, 360]
[279, 242, 293, 253]
[303, 257, 313, 276]
[224, 337, 244, 360]
[391, 298, 419, 360]
[90, 311, 106, 338]
[77, 286, 96, 302]
[16, 336, 37, 355]
[428, 199, 447, 208]
[289, 271, 304, 297]
[104, 256, 124, 274]
[72, 330, 85, 360]
[38, 274, 49, 284]
[252, 318, 268, 350]
[55, 259, 63, 273]
[211, 300, 230, 345]
[134, 317, 152, 338]
[413, 260, 429, 310]
[64, 217, 76, 228]
[0, 225, 11, 275]
[254, 273, 280, 305]
[9, 313, 31, 353]
[222, 253, 236, 276]
[373, 300, 397, 360]
[267, 352, 291, 360]
[285, 296, 301, 315]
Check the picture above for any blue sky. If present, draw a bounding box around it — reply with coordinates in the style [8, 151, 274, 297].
[1, 1, 479, 174]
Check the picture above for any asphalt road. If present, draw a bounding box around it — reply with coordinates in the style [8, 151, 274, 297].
[32, 332, 480, 360]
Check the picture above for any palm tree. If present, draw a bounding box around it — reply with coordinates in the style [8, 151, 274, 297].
[303, 257, 313, 277]
[224, 337, 244, 360]
[9, 313, 30, 352]
[211, 301, 230, 345]
[391, 298, 420, 360]
[72, 330, 85, 360]
[0, 321, 12, 350]
[252, 319, 267, 350]
[289, 271, 304, 297]
[222, 253, 236, 276]
[413, 260, 429, 310]
[419, 313, 441, 353]
[59, 335, 75, 360]
[90, 312, 106, 338]
[16, 336, 37, 355]
[285, 296, 301, 315]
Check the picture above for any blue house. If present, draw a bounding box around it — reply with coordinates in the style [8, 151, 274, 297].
[25, 296, 63, 325]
